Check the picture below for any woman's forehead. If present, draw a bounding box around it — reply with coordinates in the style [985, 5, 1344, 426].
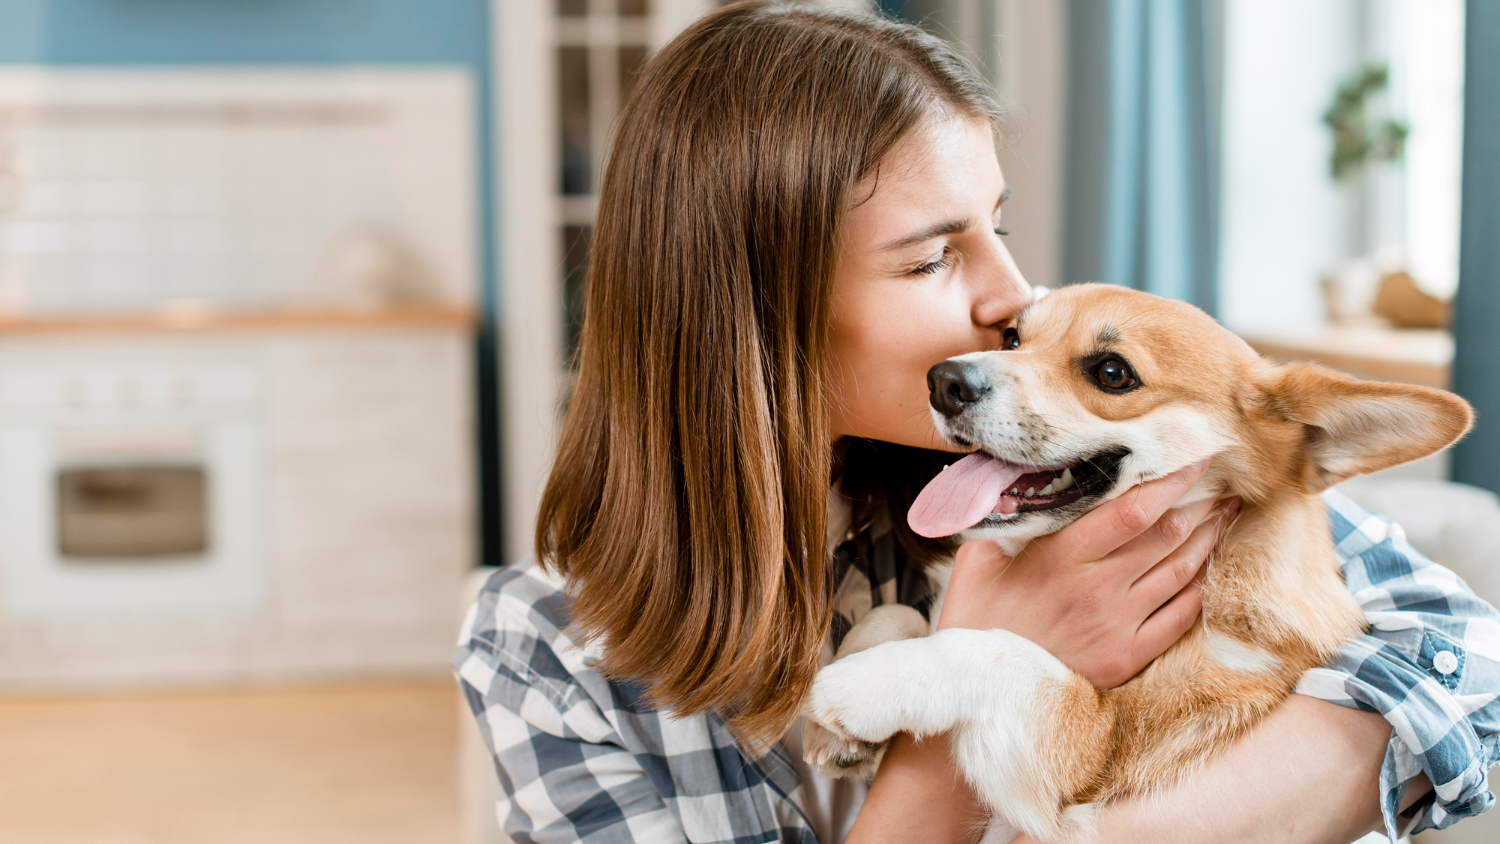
[846, 117, 1005, 240]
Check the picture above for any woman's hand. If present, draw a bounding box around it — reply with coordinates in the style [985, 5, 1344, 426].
[936, 459, 1238, 688]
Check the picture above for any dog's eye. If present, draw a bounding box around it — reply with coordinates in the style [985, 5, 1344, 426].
[1002, 327, 1020, 350]
[1090, 356, 1139, 392]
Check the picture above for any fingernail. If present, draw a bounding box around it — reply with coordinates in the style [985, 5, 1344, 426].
[1218, 496, 1241, 517]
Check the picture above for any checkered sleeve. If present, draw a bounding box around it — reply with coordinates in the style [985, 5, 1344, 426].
[453, 568, 688, 844]
[1295, 490, 1500, 843]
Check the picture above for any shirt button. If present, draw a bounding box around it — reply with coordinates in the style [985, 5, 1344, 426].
[1434, 650, 1459, 675]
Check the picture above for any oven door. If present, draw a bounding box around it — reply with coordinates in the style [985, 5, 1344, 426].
[57, 462, 210, 559]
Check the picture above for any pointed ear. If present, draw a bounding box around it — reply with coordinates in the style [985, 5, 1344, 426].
[1261, 363, 1474, 492]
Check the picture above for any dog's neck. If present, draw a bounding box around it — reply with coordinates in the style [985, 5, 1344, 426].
[1201, 489, 1361, 659]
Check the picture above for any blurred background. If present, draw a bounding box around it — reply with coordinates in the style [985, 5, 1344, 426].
[0, 1, 1494, 842]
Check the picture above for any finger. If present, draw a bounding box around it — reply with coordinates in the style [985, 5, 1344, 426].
[1129, 578, 1205, 677]
[1040, 458, 1213, 564]
[1125, 501, 1228, 617]
[1105, 493, 1221, 581]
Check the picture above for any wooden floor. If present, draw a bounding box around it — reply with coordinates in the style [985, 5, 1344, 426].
[0, 677, 460, 844]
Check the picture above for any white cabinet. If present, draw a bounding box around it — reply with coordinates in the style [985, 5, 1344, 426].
[0, 324, 475, 690]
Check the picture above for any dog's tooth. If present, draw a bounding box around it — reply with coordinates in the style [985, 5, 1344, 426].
[1059, 468, 1075, 490]
[1039, 481, 1056, 495]
[1024, 487, 1036, 497]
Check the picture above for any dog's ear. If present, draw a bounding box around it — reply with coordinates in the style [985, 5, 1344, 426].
[1260, 362, 1474, 492]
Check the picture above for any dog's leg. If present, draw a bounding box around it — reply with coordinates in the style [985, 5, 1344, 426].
[805, 627, 1110, 842]
[803, 603, 928, 780]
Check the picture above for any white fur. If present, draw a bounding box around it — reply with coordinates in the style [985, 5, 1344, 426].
[1204, 629, 1281, 674]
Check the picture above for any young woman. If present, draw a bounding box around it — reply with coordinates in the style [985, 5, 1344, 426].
[455, 3, 1500, 842]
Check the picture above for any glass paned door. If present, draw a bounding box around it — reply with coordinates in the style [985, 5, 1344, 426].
[553, 0, 661, 373]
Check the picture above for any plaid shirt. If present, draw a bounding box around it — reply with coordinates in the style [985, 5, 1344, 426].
[454, 489, 1500, 843]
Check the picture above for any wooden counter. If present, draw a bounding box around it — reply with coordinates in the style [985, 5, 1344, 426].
[1237, 323, 1452, 388]
[0, 304, 479, 335]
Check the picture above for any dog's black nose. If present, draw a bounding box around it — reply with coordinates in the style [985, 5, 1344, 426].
[927, 360, 991, 418]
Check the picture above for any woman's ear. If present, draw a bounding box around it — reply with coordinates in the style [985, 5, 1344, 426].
[1260, 363, 1474, 492]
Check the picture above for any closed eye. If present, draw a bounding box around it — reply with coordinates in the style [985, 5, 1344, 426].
[910, 248, 953, 276]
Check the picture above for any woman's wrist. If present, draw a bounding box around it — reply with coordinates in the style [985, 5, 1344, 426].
[846, 732, 985, 844]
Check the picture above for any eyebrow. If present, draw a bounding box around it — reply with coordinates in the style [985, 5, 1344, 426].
[878, 184, 1012, 252]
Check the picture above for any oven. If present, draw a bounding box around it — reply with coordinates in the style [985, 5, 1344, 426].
[0, 356, 266, 619]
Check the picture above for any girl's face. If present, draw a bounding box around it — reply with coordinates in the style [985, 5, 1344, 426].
[829, 116, 1032, 450]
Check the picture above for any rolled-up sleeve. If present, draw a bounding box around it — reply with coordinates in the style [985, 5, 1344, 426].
[1295, 491, 1500, 842]
[453, 579, 688, 844]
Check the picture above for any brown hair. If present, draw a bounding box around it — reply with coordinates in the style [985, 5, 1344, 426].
[535, 0, 1004, 745]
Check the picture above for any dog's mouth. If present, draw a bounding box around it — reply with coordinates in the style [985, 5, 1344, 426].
[908, 448, 1129, 538]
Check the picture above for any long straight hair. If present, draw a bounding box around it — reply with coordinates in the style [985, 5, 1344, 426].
[535, 0, 1004, 745]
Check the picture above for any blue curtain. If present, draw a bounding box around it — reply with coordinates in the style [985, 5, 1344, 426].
[1452, 0, 1500, 493]
[1063, 0, 1221, 313]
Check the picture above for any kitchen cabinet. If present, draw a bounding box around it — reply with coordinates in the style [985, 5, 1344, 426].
[0, 310, 475, 690]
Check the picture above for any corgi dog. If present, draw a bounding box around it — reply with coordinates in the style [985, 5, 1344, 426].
[801, 283, 1473, 843]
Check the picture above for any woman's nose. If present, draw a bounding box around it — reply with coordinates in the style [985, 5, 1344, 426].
[970, 246, 1031, 328]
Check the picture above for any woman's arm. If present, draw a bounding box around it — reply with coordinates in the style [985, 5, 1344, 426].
[1011, 695, 1430, 844]
[847, 732, 987, 843]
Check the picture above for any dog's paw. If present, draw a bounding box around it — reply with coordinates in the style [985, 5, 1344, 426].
[801, 718, 887, 781]
[804, 653, 905, 749]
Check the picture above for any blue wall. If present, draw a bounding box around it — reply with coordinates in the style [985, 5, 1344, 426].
[0, 0, 504, 564]
[0, 0, 489, 66]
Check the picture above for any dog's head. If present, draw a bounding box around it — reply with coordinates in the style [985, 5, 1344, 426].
[908, 284, 1474, 545]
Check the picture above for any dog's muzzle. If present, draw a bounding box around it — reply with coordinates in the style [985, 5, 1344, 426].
[927, 359, 991, 418]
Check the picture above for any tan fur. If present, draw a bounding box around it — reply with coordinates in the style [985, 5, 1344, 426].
[994, 284, 1472, 810]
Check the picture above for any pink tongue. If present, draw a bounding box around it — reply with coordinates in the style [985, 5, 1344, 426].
[907, 452, 1030, 538]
